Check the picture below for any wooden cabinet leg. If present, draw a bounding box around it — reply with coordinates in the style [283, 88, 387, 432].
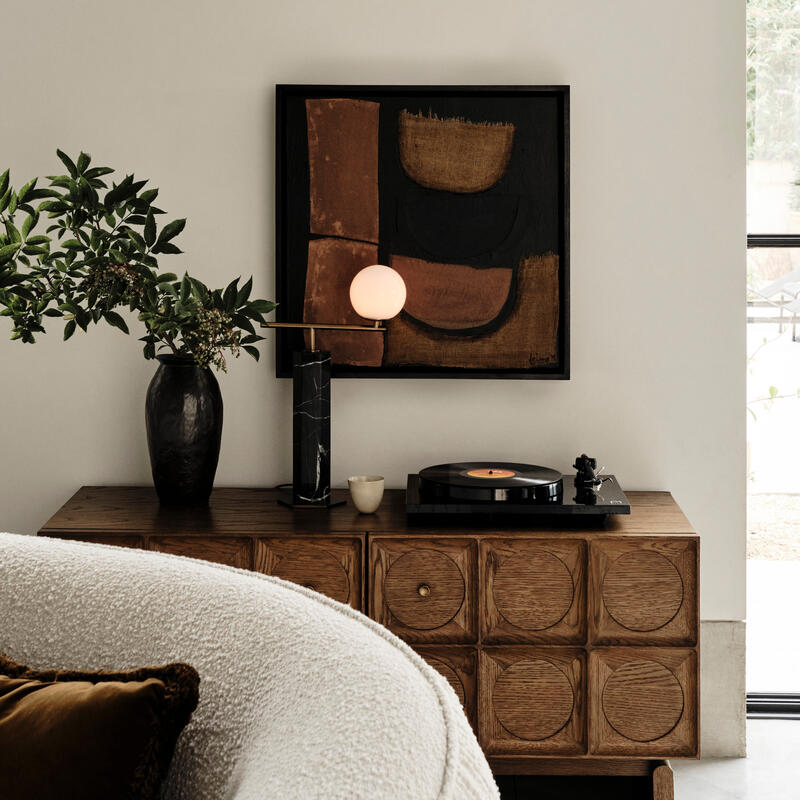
[652, 761, 674, 800]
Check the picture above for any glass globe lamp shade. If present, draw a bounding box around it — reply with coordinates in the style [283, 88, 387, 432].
[349, 265, 407, 321]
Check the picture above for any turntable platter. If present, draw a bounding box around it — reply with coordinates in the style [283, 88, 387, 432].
[418, 462, 563, 503]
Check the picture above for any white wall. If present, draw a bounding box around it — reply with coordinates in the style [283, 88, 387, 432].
[0, 1, 744, 625]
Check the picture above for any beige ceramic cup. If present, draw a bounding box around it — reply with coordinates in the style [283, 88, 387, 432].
[348, 475, 385, 514]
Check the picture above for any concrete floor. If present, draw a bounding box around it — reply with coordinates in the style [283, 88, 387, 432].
[673, 719, 800, 799]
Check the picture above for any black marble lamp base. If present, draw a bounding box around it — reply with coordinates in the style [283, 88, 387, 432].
[288, 349, 337, 508]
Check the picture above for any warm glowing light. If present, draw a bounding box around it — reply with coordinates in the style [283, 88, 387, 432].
[349, 265, 407, 321]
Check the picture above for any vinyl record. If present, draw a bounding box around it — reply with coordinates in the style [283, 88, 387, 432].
[418, 462, 563, 503]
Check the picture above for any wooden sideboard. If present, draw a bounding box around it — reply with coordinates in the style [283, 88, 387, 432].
[39, 486, 698, 797]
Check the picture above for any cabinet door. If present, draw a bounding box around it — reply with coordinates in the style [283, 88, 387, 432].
[482, 539, 586, 644]
[370, 538, 476, 643]
[149, 536, 252, 569]
[479, 647, 586, 755]
[589, 647, 698, 757]
[253, 537, 362, 610]
[590, 537, 698, 645]
[416, 646, 477, 731]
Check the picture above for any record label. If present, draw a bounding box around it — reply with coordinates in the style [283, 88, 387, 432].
[465, 468, 517, 479]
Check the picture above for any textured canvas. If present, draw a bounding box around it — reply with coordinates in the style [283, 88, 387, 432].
[276, 86, 569, 378]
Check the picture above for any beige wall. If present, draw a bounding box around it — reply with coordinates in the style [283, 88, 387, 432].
[0, 1, 744, 627]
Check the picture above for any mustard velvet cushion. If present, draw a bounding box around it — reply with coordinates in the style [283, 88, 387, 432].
[0, 655, 199, 800]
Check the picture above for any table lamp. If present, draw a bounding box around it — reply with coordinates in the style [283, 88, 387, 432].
[263, 264, 407, 508]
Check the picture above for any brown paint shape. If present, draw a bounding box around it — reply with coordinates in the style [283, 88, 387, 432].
[398, 110, 515, 194]
[384, 253, 559, 369]
[390, 254, 512, 330]
[306, 98, 379, 243]
[304, 238, 382, 366]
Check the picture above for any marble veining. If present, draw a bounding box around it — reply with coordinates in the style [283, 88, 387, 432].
[292, 350, 332, 505]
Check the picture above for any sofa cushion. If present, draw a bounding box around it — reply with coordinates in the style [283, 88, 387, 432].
[0, 655, 199, 800]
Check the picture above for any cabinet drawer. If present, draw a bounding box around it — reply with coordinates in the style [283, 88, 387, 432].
[590, 538, 698, 645]
[589, 647, 698, 757]
[370, 538, 476, 643]
[253, 537, 362, 610]
[416, 646, 477, 731]
[479, 647, 586, 755]
[482, 539, 586, 644]
[149, 536, 252, 569]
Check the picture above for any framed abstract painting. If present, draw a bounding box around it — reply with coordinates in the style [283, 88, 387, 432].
[275, 85, 569, 379]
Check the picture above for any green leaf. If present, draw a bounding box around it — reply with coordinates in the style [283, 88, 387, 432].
[43, 308, 62, 318]
[76, 152, 91, 174]
[244, 345, 260, 361]
[56, 149, 78, 178]
[104, 310, 129, 334]
[0, 242, 19, 263]
[144, 210, 156, 247]
[151, 241, 182, 255]
[25, 235, 49, 245]
[248, 299, 277, 314]
[155, 218, 185, 244]
[236, 276, 253, 306]
[62, 239, 83, 250]
[769, 385, 779, 399]
[143, 340, 156, 359]
[63, 319, 76, 340]
[22, 212, 39, 239]
[8, 192, 17, 215]
[223, 279, 238, 311]
[84, 166, 113, 179]
[155, 272, 177, 283]
[139, 188, 159, 204]
[17, 178, 37, 203]
[0, 188, 11, 212]
[180, 274, 190, 302]
[126, 228, 147, 253]
[0, 169, 8, 197]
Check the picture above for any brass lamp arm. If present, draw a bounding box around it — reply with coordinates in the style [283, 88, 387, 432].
[261, 320, 384, 351]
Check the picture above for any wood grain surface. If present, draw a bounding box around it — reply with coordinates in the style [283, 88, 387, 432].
[253, 536, 363, 609]
[480, 647, 586, 755]
[38, 485, 698, 781]
[590, 538, 698, 646]
[416, 645, 477, 730]
[482, 539, 586, 644]
[38, 487, 696, 537]
[589, 648, 698, 757]
[370, 538, 476, 643]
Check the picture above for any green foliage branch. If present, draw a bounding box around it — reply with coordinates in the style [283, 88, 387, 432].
[0, 150, 276, 370]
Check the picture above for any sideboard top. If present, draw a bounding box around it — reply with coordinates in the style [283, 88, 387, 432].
[39, 487, 696, 538]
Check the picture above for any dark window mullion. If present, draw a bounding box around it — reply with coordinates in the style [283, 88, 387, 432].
[748, 234, 800, 248]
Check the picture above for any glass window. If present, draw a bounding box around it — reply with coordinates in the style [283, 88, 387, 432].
[747, 2, 800, 233]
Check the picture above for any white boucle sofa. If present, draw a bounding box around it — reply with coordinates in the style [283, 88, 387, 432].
[0, 532, 499, 800]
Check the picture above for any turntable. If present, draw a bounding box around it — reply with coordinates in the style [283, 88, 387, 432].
[405, 455, 630, 518]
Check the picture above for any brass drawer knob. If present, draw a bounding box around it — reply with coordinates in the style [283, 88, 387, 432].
[417, 583, 431, 597]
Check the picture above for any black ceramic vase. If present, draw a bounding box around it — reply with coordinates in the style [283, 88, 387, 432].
[145, 354, 223, 506]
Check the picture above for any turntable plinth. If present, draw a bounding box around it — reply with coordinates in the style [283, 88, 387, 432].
[40, 487, 698, 796]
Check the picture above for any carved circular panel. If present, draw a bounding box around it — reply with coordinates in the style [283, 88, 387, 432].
[272, 550, 350, 604]
[426, 657, 466, 706]
[493, 660, 574, 741]
[493, 551, 574, 630]
[602, 551, 683, 631]
[602, 660, 684, 742]
[384, 549, 465, 630]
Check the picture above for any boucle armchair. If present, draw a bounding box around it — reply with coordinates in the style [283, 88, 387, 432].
[0, 532, 499, 799]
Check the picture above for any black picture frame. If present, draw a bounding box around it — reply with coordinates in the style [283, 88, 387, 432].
[275, 84, 570, 379]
